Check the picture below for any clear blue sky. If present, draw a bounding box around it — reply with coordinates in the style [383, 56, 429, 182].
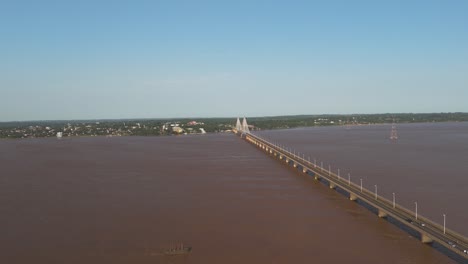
[1, 0, 467, 121]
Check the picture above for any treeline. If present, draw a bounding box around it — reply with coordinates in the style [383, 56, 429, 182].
[245, 113, 468, 130]
[1, 113, 468, 138]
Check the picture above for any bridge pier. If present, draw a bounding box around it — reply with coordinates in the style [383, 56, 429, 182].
[421, 233, 433, 244]
[378, 209, 388, 218]
[239, 132, 468, 260]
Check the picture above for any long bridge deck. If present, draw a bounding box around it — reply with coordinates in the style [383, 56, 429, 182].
[236, 130, 468, 262]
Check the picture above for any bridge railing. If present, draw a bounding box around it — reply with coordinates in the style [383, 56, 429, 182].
[246, 133, 468, 246]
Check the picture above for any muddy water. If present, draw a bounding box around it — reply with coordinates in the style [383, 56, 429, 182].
[0, 132, 457, 263]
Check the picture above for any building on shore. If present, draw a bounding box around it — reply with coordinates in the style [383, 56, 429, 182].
[172, 127, 184, 134]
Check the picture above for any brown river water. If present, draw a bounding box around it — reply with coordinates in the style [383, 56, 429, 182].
[1, 122, 465, 263]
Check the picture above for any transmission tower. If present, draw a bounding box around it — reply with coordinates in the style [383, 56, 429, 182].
[390, 119, 398, 140]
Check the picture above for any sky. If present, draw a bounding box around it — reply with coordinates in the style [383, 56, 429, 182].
[1, 0, 467, 121]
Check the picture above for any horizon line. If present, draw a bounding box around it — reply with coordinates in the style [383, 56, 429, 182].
[1, 112, 467, 123]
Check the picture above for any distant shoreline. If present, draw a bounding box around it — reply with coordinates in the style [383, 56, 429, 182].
[0, 116, 468, 139]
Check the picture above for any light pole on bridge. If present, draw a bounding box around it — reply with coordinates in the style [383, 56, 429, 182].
[321, 162, 323, 172]
[314, 158, 316, 168]
[415, 202, 418, 220]
[360, 178, 363, 192]
[328, 165, 331, 176]
[348, 173, 351, 185]
[443, 214, 446, 234]
[338, 169, 340, 180]
[374, 185, 378, 200]
[392, 192, 395, 208]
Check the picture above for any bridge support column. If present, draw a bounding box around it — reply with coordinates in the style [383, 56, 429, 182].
[302, 168, 308, 173]
[279, 155, 283, 160]
[421, 233, 433, 244]
[349, 193, 358, 201]
[378, 209, 388, 218]
[329, 182, 336, 189]
[273, 152, 277, 156]
[314, 175, 320, 181]
[293, 163, 297, 168]
[286, 158, 290, 164]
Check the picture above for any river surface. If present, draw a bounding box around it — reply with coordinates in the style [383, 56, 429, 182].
[0, 123, 464, 263]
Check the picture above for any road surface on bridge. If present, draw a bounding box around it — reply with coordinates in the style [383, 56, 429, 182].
[239, 130, 468, 262]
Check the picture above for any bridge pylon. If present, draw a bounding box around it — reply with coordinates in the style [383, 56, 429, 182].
[242, 117, 250, 134]
[235, 117, 242, 132]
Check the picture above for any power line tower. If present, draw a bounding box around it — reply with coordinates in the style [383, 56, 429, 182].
[390, 118, 398, 140]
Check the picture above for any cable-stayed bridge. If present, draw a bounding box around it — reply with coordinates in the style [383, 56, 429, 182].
[233, 118, 468, 263]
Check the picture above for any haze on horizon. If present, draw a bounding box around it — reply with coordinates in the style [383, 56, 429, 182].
[1, 1, 467, 122]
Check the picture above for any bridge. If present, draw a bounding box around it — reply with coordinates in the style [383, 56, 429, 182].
[234, 118, 468, 262]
